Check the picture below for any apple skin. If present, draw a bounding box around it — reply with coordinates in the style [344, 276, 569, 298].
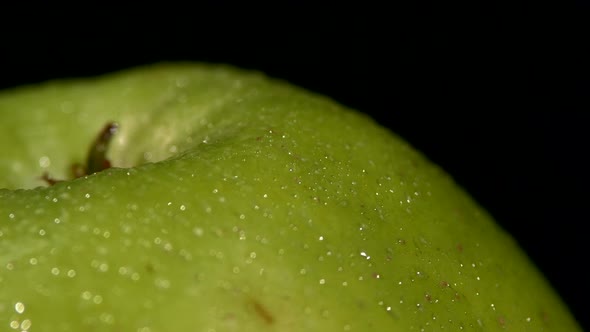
[0, 63, 580, 331]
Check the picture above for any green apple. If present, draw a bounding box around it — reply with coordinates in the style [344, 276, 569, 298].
[0, 63, 580, 331]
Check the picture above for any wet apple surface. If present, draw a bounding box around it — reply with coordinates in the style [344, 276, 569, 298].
[0, 63, 581, 331]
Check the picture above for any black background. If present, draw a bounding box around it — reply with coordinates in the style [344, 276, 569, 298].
[1, 3, 588, 330]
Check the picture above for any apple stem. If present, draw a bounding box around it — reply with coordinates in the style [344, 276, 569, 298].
[40, 121, 119, 186]
[85, 122, 118, 176]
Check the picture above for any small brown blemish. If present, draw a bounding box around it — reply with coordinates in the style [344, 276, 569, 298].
[456, 244, 463, 253]
[497, 315, 506, 328]
[440, 281, 449, 288]
[251, 299, 275, 325]
[425, 293, 432, 302]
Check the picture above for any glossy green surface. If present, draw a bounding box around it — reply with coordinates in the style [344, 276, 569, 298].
[0, 64, 581, 331]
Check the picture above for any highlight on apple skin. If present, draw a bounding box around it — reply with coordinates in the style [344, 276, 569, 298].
[0, 63, 581, 331]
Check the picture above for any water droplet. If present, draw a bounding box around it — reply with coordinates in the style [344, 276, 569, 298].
[180, 205, 186, 211]
[81, 291, 92, 300]
[39, 156, 51, 168]
[155, 278, 171, 289]
[20, 319, 31, 330]
[14, 302, 25, 314]
[93, 295, 103, 304]
[193, 227, 204, 237]
[51, 267, 60, 275]
[85, 193, 91, 199]
[100, 313, 114, 324]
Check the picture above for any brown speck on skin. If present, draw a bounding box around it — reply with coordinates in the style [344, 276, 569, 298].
[497, 315, 506, 328]
[456, 244, 463, 253]
[440, 281, 449, 288]
[251, 299, 275, 325]
[425, 293, 432, 302]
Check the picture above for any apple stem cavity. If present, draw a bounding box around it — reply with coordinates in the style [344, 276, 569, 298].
[41, 121, 119, 186]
